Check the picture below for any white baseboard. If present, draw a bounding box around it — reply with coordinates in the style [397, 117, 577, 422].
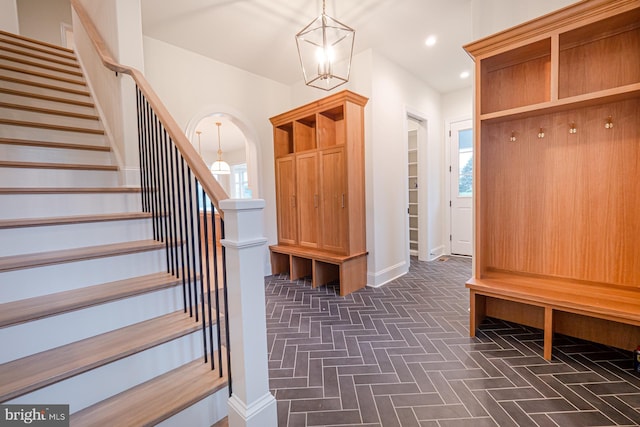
[367, 260, 408, 288]
[428, 245, 446, 261]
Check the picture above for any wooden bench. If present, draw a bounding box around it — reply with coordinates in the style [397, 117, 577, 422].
[467, 271, 640, 360]
[270, 245, 367, 297]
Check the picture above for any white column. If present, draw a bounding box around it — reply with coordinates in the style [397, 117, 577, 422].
[220, 199, 277, 427]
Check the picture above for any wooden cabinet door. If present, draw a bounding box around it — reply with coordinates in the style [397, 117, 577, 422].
[296, 152, 320, 248]
[275, 156, 297, 245]
[320, 147, 347, 254]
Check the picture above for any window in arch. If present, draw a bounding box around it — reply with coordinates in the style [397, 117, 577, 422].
[231, 164, 252, 199]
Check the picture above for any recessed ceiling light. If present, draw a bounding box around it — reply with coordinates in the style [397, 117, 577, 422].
[460, 71, 470, 79]
[425, 35, 437, 47]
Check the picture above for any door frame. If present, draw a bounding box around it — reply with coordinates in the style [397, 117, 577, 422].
[404, 108, 429, 266]
[445, 116, 473, 256]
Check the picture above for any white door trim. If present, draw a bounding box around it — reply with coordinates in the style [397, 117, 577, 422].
[445, 116, 473, 256]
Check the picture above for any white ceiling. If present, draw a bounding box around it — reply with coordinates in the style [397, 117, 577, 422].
[141, 0, 476, 95]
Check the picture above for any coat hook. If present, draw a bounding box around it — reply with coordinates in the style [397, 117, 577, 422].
[569, 123, 577, 134]
[537, 127, 545, 139]
[605, 116, 613, 129]
[510, 131, 516, 142]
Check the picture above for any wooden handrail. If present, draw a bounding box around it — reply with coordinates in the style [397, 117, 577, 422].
[70, 0, 228, 217]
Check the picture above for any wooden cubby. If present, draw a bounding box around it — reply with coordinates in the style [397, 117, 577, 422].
[274, 123, 293, 158]
[480, 38, 551, 114]
[269, 90, 368, 296]
[465, 0, 640, 356]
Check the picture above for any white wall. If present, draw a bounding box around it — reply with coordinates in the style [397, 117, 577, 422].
[72, 0, 144, 186]
[471, 0, 576, 40]
[142, 36, 292, 273]
[0, 0, 19, 33]
[16, 0, 70, 46]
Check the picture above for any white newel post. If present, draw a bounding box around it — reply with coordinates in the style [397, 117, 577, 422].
[220, 199, 277, 427]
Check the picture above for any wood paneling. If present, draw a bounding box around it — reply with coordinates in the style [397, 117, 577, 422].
[296, 152, 319, 248]
[481, 99, 640, 286]
[275, 156, 297, 245]
[320, 147, 347, 254]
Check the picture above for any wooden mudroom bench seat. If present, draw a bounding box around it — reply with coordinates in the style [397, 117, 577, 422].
[467, 271, 640, 360]
[270, 245, 367, 297]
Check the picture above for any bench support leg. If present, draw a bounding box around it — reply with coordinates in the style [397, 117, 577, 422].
[544, 306, 554, 361]
[469, 291, 486, 338]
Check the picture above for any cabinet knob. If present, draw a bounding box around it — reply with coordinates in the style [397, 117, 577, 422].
[342, 194, 345, 208]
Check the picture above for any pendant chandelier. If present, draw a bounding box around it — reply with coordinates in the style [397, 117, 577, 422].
[210, 122, 230, 175]
[295, 0, 355, 91]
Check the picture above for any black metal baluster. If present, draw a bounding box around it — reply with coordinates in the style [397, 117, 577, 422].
[174, 146, 187, 311]
[168, 139, 179, 278]
[145, 102, 156, 238]
[135, 87, 146, 212]
[140, 96, 150, 213]
[196, 184, 210, 364]
[158, 126, 170, 271]
[187, 169, 198, 321]
[162, 130, 174, 275]
[179, 156, 193, 317]
[151, 114, 162, 241]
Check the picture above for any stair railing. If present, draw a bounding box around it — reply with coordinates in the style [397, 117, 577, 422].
[70, 0, 232, 393]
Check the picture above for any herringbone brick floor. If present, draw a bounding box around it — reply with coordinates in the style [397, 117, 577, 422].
[265, 256, 640, 426]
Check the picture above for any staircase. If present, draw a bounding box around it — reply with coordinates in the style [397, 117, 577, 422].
[0, 30, 228, 426]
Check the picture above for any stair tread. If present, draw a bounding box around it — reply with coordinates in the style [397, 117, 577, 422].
[71, 355, 227, 426]
[0, 30, 74, 55]
[0, 271, 181, 328]
[0, 212, 151, 229]
[0, 46, 79, 69]
[0, 102, 99, 120]
[0, 119, 104, 135]
[0, 137, 110, 152]
[0, 88, 94, 107]
[0, 187, 141, 194]
[0, 36, 77, 61]
[0, 240, 166, 272]
[0, 54, 83, 77]
[0, 309, 206, 402]
[0, 63, 86, 86]
[0, 160, 117, 171]
[0, 75, 89, 96]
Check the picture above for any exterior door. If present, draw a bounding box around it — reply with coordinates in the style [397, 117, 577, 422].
[450, 120, 473, 256]
[275, 157, 297, 245]
[320, 147, 347, 254]
[296, 152, 320, 248]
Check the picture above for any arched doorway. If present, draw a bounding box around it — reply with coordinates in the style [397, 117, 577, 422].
[184, 108, 261, 200]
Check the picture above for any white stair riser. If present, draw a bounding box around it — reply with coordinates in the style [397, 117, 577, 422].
[0, 218, 154, 256]
[0, 285, 193, 363]
[0, 124, 107, 145]
[0, 248, 169, 302]
[158, 386, 228, 427]
[0, 143, 113, 165]
[0, 68, 86, 92]
[0, 58, 81, 84]
[0, 167, 118, 188]
[0, 50, 79, 74]
[0, 192, 141, 219]
[7, 332, 212, 412]
[1, 80, 92, 104]
[0, 107, 104, 131]
[0, 92, 96, 116]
